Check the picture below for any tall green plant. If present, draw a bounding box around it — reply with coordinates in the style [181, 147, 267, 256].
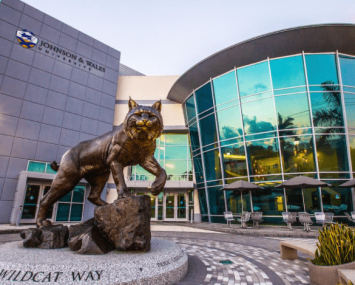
[312, 223, 355, 266]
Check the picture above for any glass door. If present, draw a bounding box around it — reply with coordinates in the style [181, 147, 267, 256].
[177, 193, 187, 220]
[149, 193, 157, 221]
[157, 192, 163, 220]
[163, 193, 188, 221]
[164, 193, 175, 221]
[21, 184, 41, 223]
[43, 185, 55, 221]
[21, 183, 55, 223]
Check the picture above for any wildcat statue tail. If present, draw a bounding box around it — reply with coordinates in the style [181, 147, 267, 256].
[50, 161, 60, 171]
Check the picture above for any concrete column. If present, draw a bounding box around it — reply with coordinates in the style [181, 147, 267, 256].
[193, 189, 202, 223]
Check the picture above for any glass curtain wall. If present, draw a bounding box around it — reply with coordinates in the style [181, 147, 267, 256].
[184, 52, 354, 222]
[130, 133, 192, 181]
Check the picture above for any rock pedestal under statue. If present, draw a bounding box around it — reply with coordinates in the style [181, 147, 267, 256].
[21, 196, 151, 254]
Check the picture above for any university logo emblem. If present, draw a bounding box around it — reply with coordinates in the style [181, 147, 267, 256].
[16, 29, 38, 49]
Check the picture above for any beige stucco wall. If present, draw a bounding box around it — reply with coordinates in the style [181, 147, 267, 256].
[114, 76, 185, 127]
[116, 76, 180, 100]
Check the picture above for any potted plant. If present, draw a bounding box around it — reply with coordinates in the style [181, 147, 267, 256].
[309, 224, 355, 285]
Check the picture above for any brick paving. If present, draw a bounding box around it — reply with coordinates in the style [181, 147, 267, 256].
[0, 231, 315, 284]
[154, 232, 315, 285]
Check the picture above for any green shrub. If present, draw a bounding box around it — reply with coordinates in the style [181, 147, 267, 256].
[312, 223, 355, 266]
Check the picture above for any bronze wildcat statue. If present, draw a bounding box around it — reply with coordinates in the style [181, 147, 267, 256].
[36, 98, 167, 228]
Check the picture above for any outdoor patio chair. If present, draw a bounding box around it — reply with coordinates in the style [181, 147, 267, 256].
[237, 212, 251, 229]
[282, 212, 297, 230]
[314, 212, 326, 226]
[298, 212, 313, 232]
[324, 212, 334, 225]
[344, 212, 354, 222]
[251, 212, 263, 228]
[345, 212, 355, 224]
[223, 211, 235, 227]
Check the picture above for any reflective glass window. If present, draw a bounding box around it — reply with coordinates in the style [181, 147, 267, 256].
[198, 189, 208, 215]
[56, 204, 70, 221]
[237, 61, 271, 96]
[165, 160, 188, 180]
[280, 136, 316, 173]
[70, 204, 83, 221]
[189, 122, 200, 151]
[208, 187, 225, 215]
[216, 105, 243, 141]
[274, 93, 311, 132]
[270, 55, 306, 90]
[303, 188, 321, 214]
[72, 186, 85, 203]
[306, 54, 339, 85]
[344, 93, 355, 129]
[165, 146, 188, 160]
[247, 138, 281, 175]
[185, 95, 196, 121]
[350, 136, 355, 172]
[322, 182, 353, 215]
[316, 135, 349, 172]
[310, 91, 344, 127]
[27, 161, 46, 173]
[226, 190, 251, 213]
[242, 97, 276, 135]
[339, 56, 355, 87]
[203, 149, 222, 181]
[195, 82, 214, 114]
[45, 163, 57, 174]
[221, 143, 247, 179]
[60, 192, 71, 202]
[213, 71, 238, 105]
[226, 191, 240, 213]
[199, 113, 217, 146]
[165, 134, 187, 146]
[134, 165, 153, 181]
[286, 188, 304, 212]
[252, 186, 285, 215]
[193, 154, 204, 184]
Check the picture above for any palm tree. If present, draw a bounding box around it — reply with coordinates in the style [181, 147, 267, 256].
[278, 113, 296, 171]
[312, 81, 343, 139]
[278, 113, 296, 136]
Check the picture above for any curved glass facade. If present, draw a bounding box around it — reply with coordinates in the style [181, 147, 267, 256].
[183, 53, 355, 222]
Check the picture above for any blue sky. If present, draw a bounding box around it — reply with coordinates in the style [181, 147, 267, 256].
[21, 0, 355, 75]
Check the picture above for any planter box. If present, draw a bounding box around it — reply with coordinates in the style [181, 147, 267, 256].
[308, 260, 355, 285]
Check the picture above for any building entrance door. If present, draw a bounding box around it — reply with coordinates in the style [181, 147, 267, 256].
[163, 192, 188, 221]
[21, 183, 54, 224]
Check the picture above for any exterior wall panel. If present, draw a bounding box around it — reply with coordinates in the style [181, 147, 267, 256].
[0, 0, 120, 223]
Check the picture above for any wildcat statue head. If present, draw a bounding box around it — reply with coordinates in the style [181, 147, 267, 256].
[124, 98, 163, 141]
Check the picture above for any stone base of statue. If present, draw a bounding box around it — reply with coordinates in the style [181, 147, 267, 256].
[21, 195, 151, 255]
[20, 224, 69, 249]
[94, 195, 151, 251]
[0, 238, 188, 284]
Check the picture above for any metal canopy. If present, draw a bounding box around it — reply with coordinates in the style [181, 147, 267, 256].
[340, 179, 355, 188]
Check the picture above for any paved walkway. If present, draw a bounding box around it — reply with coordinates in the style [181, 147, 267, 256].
[154, 222, 320, 238]
[0, 230, 316, 285]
